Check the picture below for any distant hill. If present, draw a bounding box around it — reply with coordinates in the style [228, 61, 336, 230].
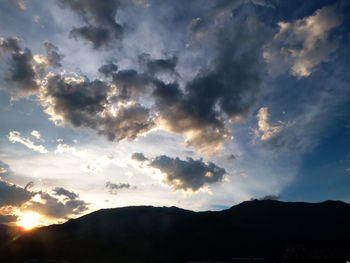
[2, 200, 350, 263]
[0, 224, 25, 246]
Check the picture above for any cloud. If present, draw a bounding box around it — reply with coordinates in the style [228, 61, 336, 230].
[39, 11, 266, 156]
[102, 103, 155, 141]
[108, 69, 153, 100]
[27, 191, 89, 219]
[0, 179, 33, 207]
[105, 181, 136, 195]
[138, 53, 178, 76]
[17, 1, 26, 10]
[0, 37, 62, 97]
[0, 162, 88, 220]
[55, 143, 87, 157]
[43, 40, 64, 67]
[70, 25, 115, 49]
[0, 36, 21, 53]
[0, 37, 39, 97]
[152, 15, 268, 156]
[254, 107, 294, 141]
[1, 2, 267, 157]
[24, 181, 35, 191]
[259, 194, 280, 200]
[8, 131, 48, 153]
[30, 130, 42, 140]
[98, 62, 118, 77]
[40, 73, 155, 141]
[264, 6, 342, 78]
[59, 0, 123, 48]
[131, 152, 148, 162]
[0, 160, 13, 177]
[134, 153, 226, 192]
[0, 214, 17, 223]
[53, 187, 79, 200]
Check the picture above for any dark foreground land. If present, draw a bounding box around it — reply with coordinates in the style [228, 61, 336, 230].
[1, 200, 350, 263]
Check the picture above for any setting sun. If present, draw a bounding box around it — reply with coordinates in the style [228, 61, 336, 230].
[17, 212, 42, 230]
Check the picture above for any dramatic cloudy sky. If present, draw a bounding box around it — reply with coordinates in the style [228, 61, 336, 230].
[0, 0, 349, 226]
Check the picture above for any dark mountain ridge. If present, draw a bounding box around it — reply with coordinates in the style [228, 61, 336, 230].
[1, 200, 350, 262]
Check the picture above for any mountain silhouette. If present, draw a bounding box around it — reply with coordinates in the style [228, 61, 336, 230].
[1, 200, 350, 263]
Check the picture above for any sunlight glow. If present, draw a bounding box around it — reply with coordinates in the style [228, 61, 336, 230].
[17, 212, 43, 230]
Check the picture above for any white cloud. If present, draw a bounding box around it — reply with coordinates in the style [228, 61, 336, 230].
[8, 131, 48, 154]
[254, 107, 294, 141]
[264, 6, 342, 78]
[17, 1, 26, 10]
[31, 130, 42, 140]
[55, 144, 87, 157]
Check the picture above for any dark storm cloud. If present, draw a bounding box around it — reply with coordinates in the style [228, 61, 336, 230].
[70, 25, 113, 49]
[42, 74, 110, 126]
[0, 180, 33, 207]
[28, 191, 88, 219]
[98, 62, 118, 77]
[152, 80, 182, 106]
[131, 152, 148, 162]
[139, 53, 178, 76]
[43, 41, 63, 67]
[101, 103, 155, 141]
[0, 37, 38, 96]
[6, 48, 38, 93]
[0, 36, 21, 53]
[53, 187, 79, 200]
[41, 73, 154, 141]
[110, 69, 152, 100]
[134, 153, 226, 191]
[105, 181, 136, 195]
[59, 0, 123, 48]
[0, 214, 17, 223]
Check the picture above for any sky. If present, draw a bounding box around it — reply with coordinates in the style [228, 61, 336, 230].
[0, 0, 349, 227]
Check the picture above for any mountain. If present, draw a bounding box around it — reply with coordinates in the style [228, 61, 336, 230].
[0, 224, 24, 248]
[1, 200, 350, 263]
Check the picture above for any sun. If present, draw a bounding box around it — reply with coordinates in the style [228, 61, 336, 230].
[17, 212, 42, 230]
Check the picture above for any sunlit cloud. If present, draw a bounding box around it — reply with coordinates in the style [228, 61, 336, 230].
[8, 131, 48, 154]
[254, 107, 295, 141]
[264, 6, 342, 77]
[17, 1, 26, 10]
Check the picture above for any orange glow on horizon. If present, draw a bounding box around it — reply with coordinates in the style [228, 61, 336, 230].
[16, 212, 43, 230]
